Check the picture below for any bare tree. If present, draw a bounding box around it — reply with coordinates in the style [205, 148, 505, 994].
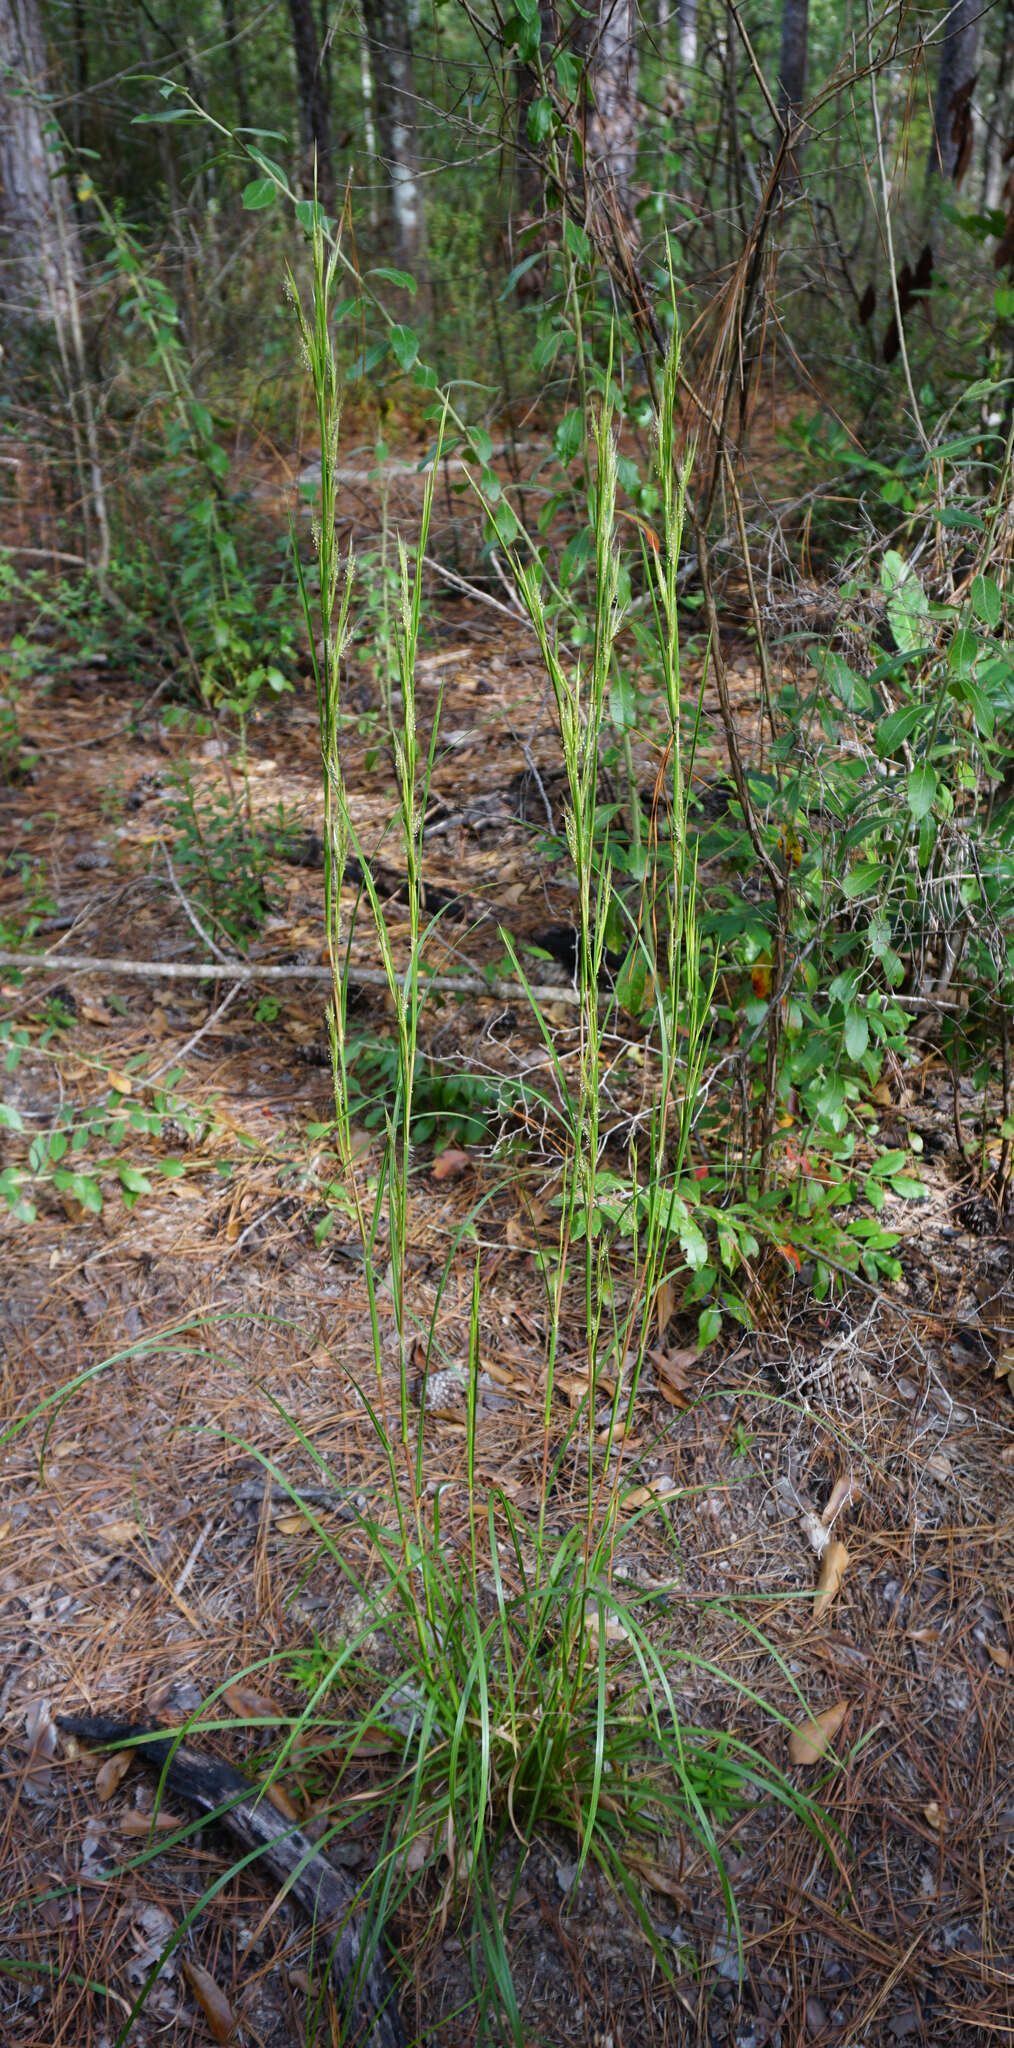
[286, 0, 334, 203]
[360, 0, 427, 284]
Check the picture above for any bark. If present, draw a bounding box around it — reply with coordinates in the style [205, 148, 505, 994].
[360, 0, 427, 283]
[982, 0, 1014, 211]
[677, 0, 697, 83]
[220, 0, 250, 133]
[777, 0, 809, 179]
[58, 1717, 407, 2048]
[0, 0, 83, 328]
[286, 0, 334, 203]
[927, 0, 980, 186]
[578, 0, 641, 238]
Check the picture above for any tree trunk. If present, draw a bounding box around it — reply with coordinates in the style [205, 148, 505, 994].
[777, 0, 809, 176]
[579, 0, 641, 240]
[220, 0, 251, 133]
[982, 0, 1014, 210]
[360, 0, 427, 285]
[677, 0, 697, 85]
[927, 0, 980, 186]
[0, 0, 84, 328]
[286, 0, 334, 203]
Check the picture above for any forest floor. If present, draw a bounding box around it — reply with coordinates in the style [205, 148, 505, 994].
[1, 443, 1012, 2048]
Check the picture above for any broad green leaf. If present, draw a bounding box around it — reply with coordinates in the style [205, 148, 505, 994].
[242, 178, 277, 210]
[907, 764, 937, 819]
[971, 573, 1002, 628]
[698, 1306, 722, 1346]
[563, 216, 591, 263]
[368, 266, 418, 295]
[554, 407, 584, 461]
[844, 1010, 869, 1059]
[875, 704, 923, 756]
[0, 1103, 24, 1131]
[389, 323, 419, 370]
[527, 95, 555, 145]
[842, 860, 886, 899]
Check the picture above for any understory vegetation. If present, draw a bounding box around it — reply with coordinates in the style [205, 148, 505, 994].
[1, 2, 1013, 2044]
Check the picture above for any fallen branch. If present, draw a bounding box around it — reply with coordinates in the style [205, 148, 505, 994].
[0, 948, 588, 1006]
[57, 1715, 407, 2048]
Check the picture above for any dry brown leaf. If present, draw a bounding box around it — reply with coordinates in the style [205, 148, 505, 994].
[222, 1682, 283, 1723]
[119, 1806, 182, 1835]
[97, 1519, 140, 1546]
[505, 1215, 535, 1250]
[181, 1958, 236, 2044]
[651, 1345, 697, 1408]
[95, 1751, 133, 1801]
[923, 1452, 952, 1482]
[788, 1701, 848, 1765]
[431, 1147, 471, 1181]
[923, 1799, 943, 1830]
[276, 1510, 312, 1536]
[813, 1539, 850, 1621]
[821, 1475, 858, 1526]
[985, 1640, 1011, 1671]
[261, 1779, 301, 1820]
[104, 1069, 134, 1097]
[625, 1854, 688, 1903]
[655, 1274, 677, 1337]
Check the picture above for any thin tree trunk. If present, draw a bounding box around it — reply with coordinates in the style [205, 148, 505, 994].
[286, 0, 334, 203]
[982, 0, 1014, 210]
[777, 0, 809, 176]
[579, 0, 641, 239]
[220, 0, 250, 132]
[0, 0, 83, 327]
[677, 0, 696, 84]
[0, 0, 109, 569]
[361, 0, 427, 286]
[927, 0, 980, 186]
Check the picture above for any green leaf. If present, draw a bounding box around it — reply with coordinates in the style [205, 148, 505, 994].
[241, 177, 277, 210]
[368, 266, 418, 295]
[348, 340, 388, 380]
[875, 704, 923, 757]
[698, 1306, 722, 1346]
[843, 860, 886, 899]
[554, 407, 584, 461]
[907, 764, 937, 819]
[118, 1165, 152, 1194]
[844, 1010, 869, 1060]
[469, 426, 493, 465]
[0, 1102, 24, 1131]
[615, 943, 648, 1017]
[971, 573, 1002, 629]
[527, 95, 555, 145]
[389, 323, 419, 371]
[563, 216, 592, 264]
[609, 675, 637, 731]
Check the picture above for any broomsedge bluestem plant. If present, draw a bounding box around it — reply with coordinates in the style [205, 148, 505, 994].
[279, 212, 844, 2038]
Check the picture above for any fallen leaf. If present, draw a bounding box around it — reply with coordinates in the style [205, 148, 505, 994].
[119, 1807, 183, 1835]
[813, 1540, 850, 1620]
[181, 1958, 236, 2044]
[97, 1519, 140, 1546]
[985, 1640, 1011, 1671]
[923, 1452, 952, 1482]
[95, 1751, 133, 1801]
[788, 1701, 848, 1765]
[655, 1273, 677, 1337]
[821, 1475, 859, 1526]
[923, 1800, 943, 1829]
[651, 1345, 697, 1407]
[276, 1510, 312, 1536]
[262, 1779, 300, 1820]
[104, 1069, 134, 1097]
[222, 1682, 283, 1723]
[431, 1147, 471, 1181]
